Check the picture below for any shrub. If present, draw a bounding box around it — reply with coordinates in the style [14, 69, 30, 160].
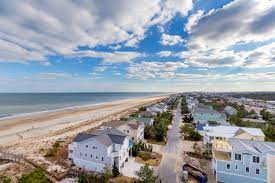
[18, 168, 52, 183]
[138, 151, 150, 161]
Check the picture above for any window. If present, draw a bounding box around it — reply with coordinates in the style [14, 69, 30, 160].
[86, 145, 88, 148]
[132, 137, 134, 140]
[245, 167, 250, 173]
[102, 157, 104, 162]
[235, 165, 238, 170]
[127, 130, 129, 133]
[85, 153, 87, 157]
[256, 168, 260, 175]
[226, 163, 231, 170]
[91, 154, 93, 158]
[93, 146, 97, 149]
[253, 156, 260, 163]
[235, 153, 242, 161]
[96, 156, 98, 159]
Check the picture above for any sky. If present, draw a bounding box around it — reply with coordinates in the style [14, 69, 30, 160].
[0, 0, 275, 92]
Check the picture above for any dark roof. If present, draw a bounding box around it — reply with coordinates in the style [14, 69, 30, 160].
[73, 128, 127, 146]
[73, 133, 96, 142]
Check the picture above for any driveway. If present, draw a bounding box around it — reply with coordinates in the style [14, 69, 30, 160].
[121, 158, 158, 178]
[157, 99, 183, 183]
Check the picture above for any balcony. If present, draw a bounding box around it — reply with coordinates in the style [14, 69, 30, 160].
[111, 151, 120, 157]
[213, 150, 231, 161]
[212, 139, 232, 152]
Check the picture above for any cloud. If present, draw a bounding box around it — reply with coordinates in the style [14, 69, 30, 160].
[0, 0, 193, 63]
[93, 66, 108, 72]
[181, 0, 275, 68]
[184, 10, 204, 32]
[68, 50, 143, 63]
[157, 51, 173, 57]
[127, 61, 188, 79]
[160, 33, 185, 46]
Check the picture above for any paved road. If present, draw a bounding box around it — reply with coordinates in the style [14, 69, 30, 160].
[158, 99, 182, 183]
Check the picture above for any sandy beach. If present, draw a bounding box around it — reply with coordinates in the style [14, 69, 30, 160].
[0, 95, 167, 153]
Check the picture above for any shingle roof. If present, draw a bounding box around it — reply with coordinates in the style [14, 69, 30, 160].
[73, 128, 127, 146]
[139, 111, 155, 117]
[229, 139, 275, 155]
[129, 116, 153, 125]
[73, 133, 96, 142]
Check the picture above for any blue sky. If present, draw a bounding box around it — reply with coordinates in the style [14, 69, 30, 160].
[0, 0, 275, 92]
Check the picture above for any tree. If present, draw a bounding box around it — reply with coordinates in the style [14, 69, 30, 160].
[180, 125, 202, 141]
[154, 121, 167, 141]
[134, 164, 157, 183]
[18, 168, 52, 183]
[0, 176, 11, 183]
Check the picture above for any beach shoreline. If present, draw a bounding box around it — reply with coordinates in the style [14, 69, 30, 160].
[0, 95, 168, 153]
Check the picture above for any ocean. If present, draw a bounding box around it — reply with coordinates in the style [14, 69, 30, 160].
[0, 92, 165, 117]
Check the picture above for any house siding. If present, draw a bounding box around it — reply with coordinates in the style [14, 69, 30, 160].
[215, 153, 268, 183]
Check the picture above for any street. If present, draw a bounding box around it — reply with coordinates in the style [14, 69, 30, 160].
[158, 99, 182, 183]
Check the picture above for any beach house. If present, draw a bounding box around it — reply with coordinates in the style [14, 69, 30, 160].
[202, 125, 265, 148]
[128, 116, 154, 126]
[101, 120, 144, 143]
[68, 128, 130, 173]
[224, 106, 238, 116]
[212, 138, 275, 183]
[192, 104, 227, 124]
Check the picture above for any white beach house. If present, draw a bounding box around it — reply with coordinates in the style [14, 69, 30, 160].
[68, 128, 130, 173]
[202, 125, 265, 148]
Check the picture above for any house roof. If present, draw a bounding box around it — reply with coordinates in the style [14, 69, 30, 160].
[73, 128, 127, 146]
[196, 123, 206, 131]
[229, 138, 275, 156]
[128, 116, 153, 125]
[204, 125, 265, 138]
[139, 111, 155, 117]
[101, 119, 142, 130]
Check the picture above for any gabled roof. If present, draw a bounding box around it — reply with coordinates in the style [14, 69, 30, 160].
[139, 111, 155, 117]
[229, 139, 275, 156]
[129, 116, 153, 125]
[73, 133, 96, 142]
[204, 125, 265, 138]
[101, 119, 142, 130]
[73, 128, 127, 146]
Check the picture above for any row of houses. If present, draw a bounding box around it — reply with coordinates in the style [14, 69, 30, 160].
[68, 114, 153, 173]
[191, 100, 275, 182]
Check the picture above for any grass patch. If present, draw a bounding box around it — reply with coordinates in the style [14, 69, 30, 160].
[44, 141, 60, 158]
[135, 153, 162, 167]
[110, 176, 132, 183]
[147, 138, 166, 146]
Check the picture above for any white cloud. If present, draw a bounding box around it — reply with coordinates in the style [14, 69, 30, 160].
[68, 50, 143, 63]
[157, 51, 173, 57]
[184, 10, 204, 32]
[93, 66, 108, 72]
[0, 0, 193, 63]
[127, 61, 188, 79]
[181, 0, 275, 68]
[160, 33, 185, 46]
